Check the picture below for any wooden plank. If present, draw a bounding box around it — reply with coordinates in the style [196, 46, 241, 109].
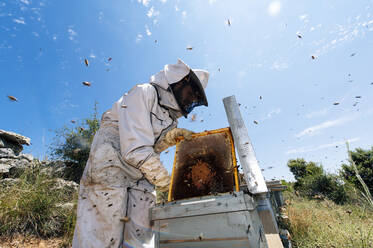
[223, 96, 268, 194]
[265, 234, 284, 248]
[152, 192, 254, 220]
[160, 239, 250, 248]
[160, 237, 249, 244]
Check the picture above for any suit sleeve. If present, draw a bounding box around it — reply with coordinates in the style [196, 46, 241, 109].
[116, 84, 157, 168]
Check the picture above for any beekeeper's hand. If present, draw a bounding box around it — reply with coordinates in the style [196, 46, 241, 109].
[164, 128, 194, 146]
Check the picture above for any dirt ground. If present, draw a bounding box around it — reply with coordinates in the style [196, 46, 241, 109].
[0, 236, 64, 248]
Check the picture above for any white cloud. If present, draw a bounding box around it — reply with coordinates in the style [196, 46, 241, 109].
[159, 0, 167, 3]
[13, 18, 26, 24]
[138, 0, 151, 7]
[305, 108, 328, 119]
[145, 25, 152, 36]
[20, 0, 30, 5]
[182, 11, 187, 19]
[261, 108, 282, 121]
[136, 34, 143, 43]
[98, 11, 104, 22]
[268, 1, 281, 16]
[299, 14, 308, 21]
[174, 5, 179, 11]
[147, 6, 159, 18]
[286, 138, 360, 154]
[89, 53, 96, 58]
[32, 31, 39, 37]
[67, 27, 77, 40]
[271, 61, 288, 71]
[209, 0, 217, 4]
[295, 115, 358, 138]
[313, 15, 371, 56]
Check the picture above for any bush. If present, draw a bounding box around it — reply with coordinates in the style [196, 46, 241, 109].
[340, 147, 373, 195]
[50, 102, 100, 183]
[287, 158, 323, 189]
[300, 174, 349, 204]
[0, 163, 77, 238]
[287, 158, 349, 204]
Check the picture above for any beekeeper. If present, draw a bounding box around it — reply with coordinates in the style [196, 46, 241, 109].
[72, 59, 209, 248]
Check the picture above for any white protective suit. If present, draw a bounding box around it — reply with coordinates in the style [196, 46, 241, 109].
[72, 59, 209, 248]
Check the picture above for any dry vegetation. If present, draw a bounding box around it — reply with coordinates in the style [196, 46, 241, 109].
[0, 165, 77, 247]
[283, 191, 373, 248]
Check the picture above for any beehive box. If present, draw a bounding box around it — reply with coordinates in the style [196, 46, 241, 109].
[151, 128, 268, 248]
[168, 128, 239, 201]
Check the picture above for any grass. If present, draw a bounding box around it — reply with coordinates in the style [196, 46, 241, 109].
[0, 163, 77, 247]
[282, 191, 373, 248]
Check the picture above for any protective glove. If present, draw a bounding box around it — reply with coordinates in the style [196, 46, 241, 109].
[156, 188, 169, 203]
[164, 128, 194, 147]
[139, 156, 170, 190]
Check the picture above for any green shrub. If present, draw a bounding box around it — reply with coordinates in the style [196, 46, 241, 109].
[287, 158, 323, 189]
[50, 102, 100, 183]
[287, 158, 349, 204]
[340, 147, 373, 195]
[0, 163, 77, 238]
[300, 174, 349, 204]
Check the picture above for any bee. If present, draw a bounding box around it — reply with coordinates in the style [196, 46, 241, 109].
[7, 95, 18, 101]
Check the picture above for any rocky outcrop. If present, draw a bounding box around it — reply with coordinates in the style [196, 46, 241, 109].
[0, 129, 31, 155]
[52, 178, 79, 192]
[0, 178, 20, 187]
[0, 130, 34, 178]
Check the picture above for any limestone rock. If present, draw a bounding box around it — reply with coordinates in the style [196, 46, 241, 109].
[0, 130, 31, 155]
[0, 178, 20, 187]
[56, 202, 75, 210]
[0, 148, 16, 158]
[0, 129, 31, 146]
[0, 157, 32, 177]
[19, 153, 34, 162]
[52, 178, 79, 192]
[0, 138, 23, 155]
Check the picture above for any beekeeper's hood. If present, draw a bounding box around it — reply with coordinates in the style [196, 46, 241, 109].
[150, 59, 209, 117]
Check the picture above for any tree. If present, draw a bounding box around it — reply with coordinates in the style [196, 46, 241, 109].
[287, 158, 323, 188]
[287, 158, 348, 204]
[50, 102, 100, 183]
[340, 147, 373, 194]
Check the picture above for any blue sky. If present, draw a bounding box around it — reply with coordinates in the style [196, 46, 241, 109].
[1, 0, 373, 181]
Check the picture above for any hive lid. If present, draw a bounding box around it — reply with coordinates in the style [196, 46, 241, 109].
[168, 128, 239, 201]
